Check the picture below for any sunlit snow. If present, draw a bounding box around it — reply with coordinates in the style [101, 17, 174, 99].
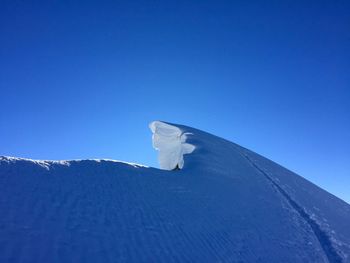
[0, 121, 349, 262]
[149, 121, 195, 170]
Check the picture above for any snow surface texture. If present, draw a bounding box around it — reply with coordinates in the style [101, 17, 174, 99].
[0, 121, 350, 262]
[149, 121, 195, 170]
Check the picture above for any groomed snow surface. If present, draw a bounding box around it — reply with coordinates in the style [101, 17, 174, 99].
[0, 121, 349, 262]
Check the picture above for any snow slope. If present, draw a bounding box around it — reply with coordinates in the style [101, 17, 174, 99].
[0, 121, 349, 262]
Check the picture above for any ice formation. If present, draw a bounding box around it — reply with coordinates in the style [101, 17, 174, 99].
[149, 121, 195, 170]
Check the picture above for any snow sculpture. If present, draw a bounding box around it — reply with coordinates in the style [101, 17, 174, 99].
[149, 121, 195, 170]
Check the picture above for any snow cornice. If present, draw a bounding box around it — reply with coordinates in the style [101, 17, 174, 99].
[149, 121, 195, 170]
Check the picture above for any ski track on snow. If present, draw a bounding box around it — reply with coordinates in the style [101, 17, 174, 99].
[242, 153, 342, 263]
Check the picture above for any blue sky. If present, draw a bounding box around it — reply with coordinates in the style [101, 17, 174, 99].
[0, 1, 349, 202]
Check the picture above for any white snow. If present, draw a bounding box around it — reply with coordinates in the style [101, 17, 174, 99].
[0, 156, 71, 170]
[149, 121, 195, 170]
[0, 156, 146, 170]
[0, 121, 349, 262]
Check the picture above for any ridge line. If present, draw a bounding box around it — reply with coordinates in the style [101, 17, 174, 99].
[242, 153, 342, 263]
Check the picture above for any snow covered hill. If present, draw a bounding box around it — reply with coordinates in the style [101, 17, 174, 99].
[0, 121, 349, 262]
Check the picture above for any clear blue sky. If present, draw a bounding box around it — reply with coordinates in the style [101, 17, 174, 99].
[0, 1, 349, 202]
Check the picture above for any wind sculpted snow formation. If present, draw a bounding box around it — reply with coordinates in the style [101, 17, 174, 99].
[149, 121, 195, 170]
[0, 121, 349, 262]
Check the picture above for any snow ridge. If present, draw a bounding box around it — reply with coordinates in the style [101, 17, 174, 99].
[0, 156, 71, 170]
[243, 153, 343, 262]
[0, 156, 146, 170]
[1, 122, 349, 262]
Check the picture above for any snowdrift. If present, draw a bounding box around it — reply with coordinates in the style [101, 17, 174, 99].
[0, 121, 349, 262]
